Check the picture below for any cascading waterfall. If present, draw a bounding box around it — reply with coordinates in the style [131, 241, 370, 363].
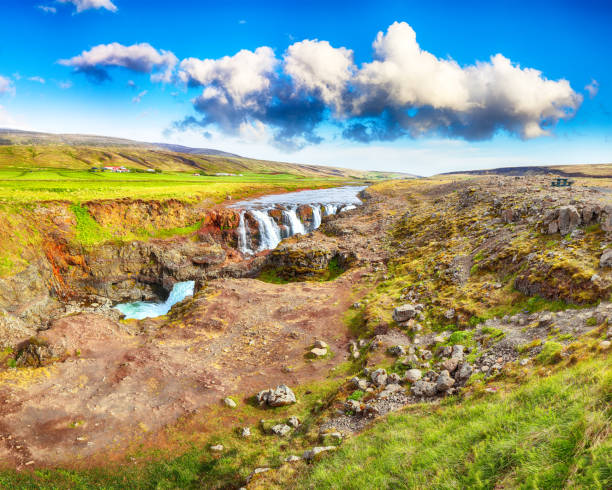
[231, 185, 366, 254]
[237, 211, 252, 255]
[115, 280, 195, 320]
[283, 208, 306, 236]
[324, 204, 338, 216]
[310, 205, 322, 230]
[250, 209, 282, 251]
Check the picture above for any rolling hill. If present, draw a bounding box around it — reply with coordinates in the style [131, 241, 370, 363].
[0, 129, 414, 179]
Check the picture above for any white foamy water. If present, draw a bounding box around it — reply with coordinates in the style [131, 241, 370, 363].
[115, 281, 195, 320]
[230, 185, 365, 254]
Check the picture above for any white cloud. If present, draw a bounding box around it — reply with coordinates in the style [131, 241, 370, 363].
[58, 80, 73, 89]
[28, 76, 46, 84]
[348, 22, 582, 140]
[132, 90, 148, 103]
[179, 47, 277, 108]
[37, 5, 57, 14]
[59, 42, 177, 82]
[284, 39, 354, 113]
[0, 76, 15, 96]
[238, 19, 247, 24]
[585, 79, 599, 98]
[175, 22, 582, 147]
[58, 0, 117, 13]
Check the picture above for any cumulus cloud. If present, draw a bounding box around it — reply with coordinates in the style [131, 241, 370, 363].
[171, 22, 582, 149]
[585, 79, 599, 98]
[58, 0, 117, 13]
[0, 76, 15, 96]
[59, 42, 177, 82]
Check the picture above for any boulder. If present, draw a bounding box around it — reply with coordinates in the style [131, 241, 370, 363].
[223, 397, 237, 408]
[388, 372, 402, 384]
[271, 424, 292, 436]
[310, 347, 328, 357]
[451, 344, 465, 360]
[558, 206, 581, 235]
[600, 249, 612, 268]
[370, 368, 388, 387]
[285, 455, 302, 462]
[404, 368, 422, 383]
[442, 357, 460, 373]
[350, 377, 368, 390]
[287, 416, 300, 428]
[256, 384, 297, 407]
[411, 380, 437, 397]
[454, 362, 473, 382]
[436, 370, 455, 392]
[313, 339, 328, 349]
[302, 446, 337, 461]
[388, 345, 406, 357]
[393, 304, 422, 324]
[345, 399, 362, 413]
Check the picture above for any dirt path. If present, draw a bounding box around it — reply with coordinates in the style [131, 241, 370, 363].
[0, 270, 369, 469]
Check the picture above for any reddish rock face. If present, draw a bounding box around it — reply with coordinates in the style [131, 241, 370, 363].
[297, 205, 313, 222]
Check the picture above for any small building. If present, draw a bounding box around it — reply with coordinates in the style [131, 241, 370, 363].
[146, 168, 156, 172]
[103, 166, 129, 173]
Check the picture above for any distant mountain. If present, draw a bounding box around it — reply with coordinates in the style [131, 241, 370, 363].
[152, 143, 241, 158]
[0, 128, 415, 179]
[442, 164, 612, 179]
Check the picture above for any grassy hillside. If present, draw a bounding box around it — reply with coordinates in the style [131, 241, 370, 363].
[0, 129, 411, 179]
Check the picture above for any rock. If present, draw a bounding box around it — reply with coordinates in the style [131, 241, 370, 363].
[599, 340, 611, 351]
[558, 206, 581, 235]
[241, 427, 251, 438]
[451, 345, 465, 360]
[351, 377, 368, 390]
[442, 357, 460, 373]
[388, 345, 406, 357]
[444, 308, 456, 319]
[404, 368, 422, 383]
[287, 416, 300, 428]
[285, 455, 301, 463]
[210, 444, 224, 452]
[392, 304, 421, 324]
[454, 362, 473, 382]
[313, 339, 328, 349]
[363, 404, 380, 417]
[436, 370, 455, 392]
[302, 446, 337, 461]
[599, 249, 612, 268]
[421, 349, 433, 360]
[411, 380, 437, 397]
[310, 347, 328, 357]
[223, 397, 237, 408]
[400, 354, 420, 367]
[345, 399, 362, 413]
[256, 385, 297, 407]
[379, 383, 404, 398]
[388, 372, 402, 384]
[519, 359, 529, 366]
[271, 424, 292, 436]
[247, 468, 271, 482]
[370, 368, 388, 386]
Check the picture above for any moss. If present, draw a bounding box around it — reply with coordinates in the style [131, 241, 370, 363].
[537, 341, 563, 364]
[70, 204, 111, 247]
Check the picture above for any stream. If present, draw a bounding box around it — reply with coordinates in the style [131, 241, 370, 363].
[115, 185, 365, 319]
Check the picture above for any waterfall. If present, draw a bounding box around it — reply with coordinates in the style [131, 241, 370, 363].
[340, 204, 357, 212]
[324, 204, 338, 216]
[237, 211, 253, 255]
[115, 280, 195, 320]
[250, 209, 282, 251]
[282, 208, 306, 236]
[310, 204, 322, 230]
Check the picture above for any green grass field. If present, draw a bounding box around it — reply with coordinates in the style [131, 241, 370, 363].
[0, 169, 349, 203]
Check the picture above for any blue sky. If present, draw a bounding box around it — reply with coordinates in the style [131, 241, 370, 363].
[0, 0, 610, 174]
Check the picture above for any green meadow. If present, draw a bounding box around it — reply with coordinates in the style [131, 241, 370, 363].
[0, 169, 348, 203]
